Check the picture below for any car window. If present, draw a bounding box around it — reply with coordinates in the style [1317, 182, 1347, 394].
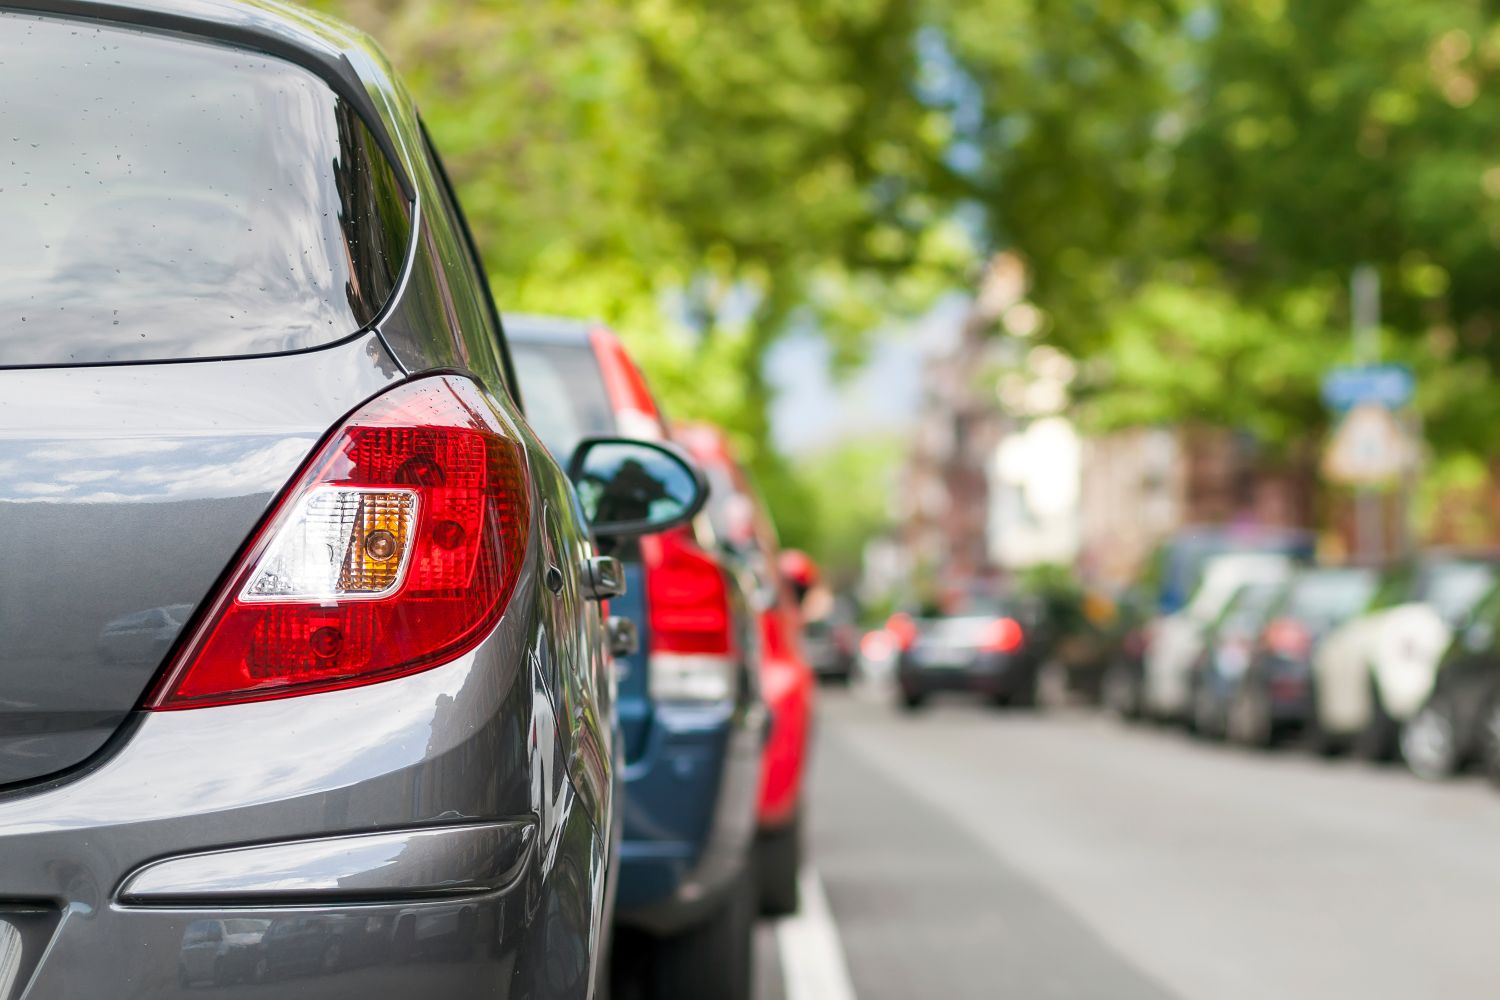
[1420, 562, 1498, 626]
[1284, 569, 1378, 627]
[1218, 581, 1278, 629]
[509, 341, 617, 459]
[0, 12, 410, 366]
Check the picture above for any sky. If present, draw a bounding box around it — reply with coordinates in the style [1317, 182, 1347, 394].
[765, 295, 968, 456]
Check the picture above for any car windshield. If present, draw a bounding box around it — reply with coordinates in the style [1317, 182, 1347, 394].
[0, 12, 410, 365]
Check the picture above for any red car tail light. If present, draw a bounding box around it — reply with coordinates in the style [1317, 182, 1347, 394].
[980, 617, 1025, 654]
[1263, 617, 1312, 659]
[642, 527, 736, 701]
[886, 612, 918, 651]
[150, 375, 530, 710]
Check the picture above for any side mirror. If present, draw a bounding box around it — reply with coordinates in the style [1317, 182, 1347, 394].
[567, 437, 708, 539]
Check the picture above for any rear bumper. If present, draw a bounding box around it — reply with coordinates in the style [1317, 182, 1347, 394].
[0, 640, 605, 1000]
[1257, 654, 1315, 726]
[897, 651, 1031, 696]
[614, 700, 763, 936]
[806, 646, 855, 680]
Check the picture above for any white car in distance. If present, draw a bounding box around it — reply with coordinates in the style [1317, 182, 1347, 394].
[1143, 552, 1295, 722]
[1310, 555, 1499, 758]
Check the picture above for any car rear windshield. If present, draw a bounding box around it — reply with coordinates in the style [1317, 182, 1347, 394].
[509, 341, 617, 459]
[0, 13, 411, 366]
[1285, 568, 1378, 625]
[1419, 561, 1498, 625]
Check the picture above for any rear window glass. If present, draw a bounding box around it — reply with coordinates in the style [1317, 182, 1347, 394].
[0, 13, 411, 365]
[1285, 569, 1377, 626]
[1219, 581, 1284, 630]
[509, 341, 616, 458]
[1419, 562, 1498, 625]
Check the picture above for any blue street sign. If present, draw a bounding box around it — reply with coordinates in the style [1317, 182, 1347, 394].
[1321, 364, 1415, 412]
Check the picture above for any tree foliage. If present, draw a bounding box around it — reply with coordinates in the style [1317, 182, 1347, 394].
[310, 0, 1500, 563]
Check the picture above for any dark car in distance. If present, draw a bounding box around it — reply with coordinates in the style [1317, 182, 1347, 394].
[1226, 566, 1378, 748]
[0, 4, 703, 998]
[893, 592, 1049, 710]
[1188, 578, 1291, 739]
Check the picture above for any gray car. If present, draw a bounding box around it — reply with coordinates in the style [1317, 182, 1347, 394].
[0, 3, 705, 998]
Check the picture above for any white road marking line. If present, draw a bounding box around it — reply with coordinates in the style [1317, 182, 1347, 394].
[775, 869, 858, 1000]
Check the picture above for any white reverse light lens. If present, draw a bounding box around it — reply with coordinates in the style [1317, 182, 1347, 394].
[242, 487, 418, 602]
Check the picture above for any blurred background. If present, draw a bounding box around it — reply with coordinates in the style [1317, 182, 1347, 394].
[310, 0, 1499, 606]
[285, 4, 1500, 997]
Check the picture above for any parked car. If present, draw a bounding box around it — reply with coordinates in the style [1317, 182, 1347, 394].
[1310, 553, 1499, 758]
[508, 318, 765, 1000]
[1141, 552, 1296, 722]
[1187, 577, 1290, 738]
[892, 589, 1051, 710]
[0, 7, 703, 997]
[1107, 526, 1312, 719]
[1401, 583, 1500, 780]
[1225, 566, 1379, 747]
[675, 423, 816, 916]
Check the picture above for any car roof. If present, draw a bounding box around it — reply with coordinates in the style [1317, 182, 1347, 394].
[503, 314, 602, 346]
[7, 0, 412, 193]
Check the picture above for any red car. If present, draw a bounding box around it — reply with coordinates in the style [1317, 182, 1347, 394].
[674, 423, 816, 916]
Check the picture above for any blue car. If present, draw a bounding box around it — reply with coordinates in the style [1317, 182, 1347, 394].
[508, 317, 766, 1000]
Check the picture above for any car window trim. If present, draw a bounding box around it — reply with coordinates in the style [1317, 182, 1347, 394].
[418, 120, 523, 412]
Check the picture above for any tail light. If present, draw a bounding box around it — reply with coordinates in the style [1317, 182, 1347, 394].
[643, 527, 736, 702]
[981, 617, 1025, 653]
[886, 612, 918, 651]
[150, 376, 530, 709]
[1263, 617, 1312, 659]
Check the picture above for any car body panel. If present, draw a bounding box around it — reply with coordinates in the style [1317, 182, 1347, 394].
[0, 334, 402, 787]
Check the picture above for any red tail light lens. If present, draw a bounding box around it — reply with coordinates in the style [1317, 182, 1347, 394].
[886, 612, 917, 651]
[981, 617, 1025, 653]
[641, 528, 732, 656]
[150, 376, 530, 709]
[1263, 617, 1312, 659]
[642, 527, 737, 702]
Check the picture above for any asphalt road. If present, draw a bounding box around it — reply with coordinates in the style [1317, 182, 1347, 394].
[777, 687, 1500, 1000]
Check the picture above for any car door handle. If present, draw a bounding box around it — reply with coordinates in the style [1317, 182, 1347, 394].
[581, 555, 626, 601]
